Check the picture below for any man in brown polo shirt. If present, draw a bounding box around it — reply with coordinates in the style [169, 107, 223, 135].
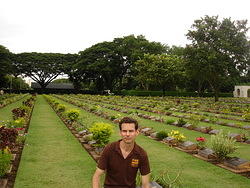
[92, 117, 150, 188]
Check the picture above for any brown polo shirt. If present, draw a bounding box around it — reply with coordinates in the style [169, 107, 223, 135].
[97, 140, 150, 188]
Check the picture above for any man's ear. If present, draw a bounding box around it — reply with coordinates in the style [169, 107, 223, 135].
[136, 129, 140, 135]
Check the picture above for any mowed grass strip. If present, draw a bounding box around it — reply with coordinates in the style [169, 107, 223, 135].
[54, 95, 250, 188]
[14, 95, 96, 188]
[0, 95, 30, 122]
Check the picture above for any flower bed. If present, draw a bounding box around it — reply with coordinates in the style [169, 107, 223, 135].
[0, 95, 36, 188]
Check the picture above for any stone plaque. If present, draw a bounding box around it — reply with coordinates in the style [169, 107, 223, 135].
[150, 132, 158, 139]
[226, 122, 236, 127]
[202, 119, 210, 123]
[140, 128, 152, 134]
[198, 126, 207, 133]
[171, 121, 179, 126]
[242, 125, 250, 130]
[183, 123, 193, 129]
[78, 129, 88, 135]
[228, 133, 242, 142]
[223, 157, 250, 170]
[245, 139, 250, 144]
[209, 129, 220, 135]
[198, 148, 216, 159]
[88, 140, 96, 145]
[179, 141, 197, 150]
[163, 137, 177, 145]
[216, 121, 226, 125]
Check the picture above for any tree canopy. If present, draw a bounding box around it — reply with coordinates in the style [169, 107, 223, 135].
[14, 52, 76, 89]
[134, 54, 184, 94]
[185, 15, 250, 101]
[0, 45, 12, 88]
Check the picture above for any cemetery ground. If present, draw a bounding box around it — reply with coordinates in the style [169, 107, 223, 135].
[0, 94, 250, 188]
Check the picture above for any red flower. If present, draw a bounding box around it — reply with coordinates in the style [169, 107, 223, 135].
[196, 137, 206, 142]
[16, 128, 24, 131]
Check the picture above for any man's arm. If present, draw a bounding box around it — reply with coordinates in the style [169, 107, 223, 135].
[141, 173, 150, 188]
[92, 167, 105, 188]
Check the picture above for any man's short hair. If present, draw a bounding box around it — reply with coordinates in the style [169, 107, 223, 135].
[119, 117, 138, 130]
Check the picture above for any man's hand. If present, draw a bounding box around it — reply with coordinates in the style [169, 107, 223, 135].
[92, 167, 105, 188]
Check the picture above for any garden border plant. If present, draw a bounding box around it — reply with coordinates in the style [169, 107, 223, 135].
[0, 94, 36, 188]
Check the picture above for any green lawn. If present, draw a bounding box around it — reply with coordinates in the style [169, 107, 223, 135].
[14, 95, 96, 188]
[53, 94, 250, 188]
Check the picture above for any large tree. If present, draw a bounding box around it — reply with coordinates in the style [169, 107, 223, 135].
[134, 54, 184, 95]
[185, 15, 250, 101]
[0, 45, 12, 88]
[15, 52, 75, 89]
[113, 35, 168, 89]
[73, 35, 168, 91]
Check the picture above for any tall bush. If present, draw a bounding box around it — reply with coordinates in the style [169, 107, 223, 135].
[65, 109, 80, 122]
[210, 130, 238, 160]
[0, 149, 11, 177]
[89, 122, 113, 148]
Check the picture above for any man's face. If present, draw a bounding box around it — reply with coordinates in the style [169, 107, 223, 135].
[120, 123, 139, 144]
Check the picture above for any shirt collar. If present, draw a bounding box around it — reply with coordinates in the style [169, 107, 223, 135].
[115, 139, 140, 156]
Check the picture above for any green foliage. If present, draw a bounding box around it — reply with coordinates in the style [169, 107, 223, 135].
[210, 131, 238, 160]
[89, 122, 113, 148]
[0, 149, 12, 177]
[156, 131, 168, 140]
[134, 54, 184, 92]
[151, 169, 183, 188]
[185, 15, 250, 101]
[65, 109, 80, 121]
[189, 115, 200, 128]
[15, 52, 76, 89]
[166, 119, 175, 124]
[11, 117, 26, 128]
[56, 104, 66, 113]
[242, 113, 250, 121]
[177, 118, 187, 126]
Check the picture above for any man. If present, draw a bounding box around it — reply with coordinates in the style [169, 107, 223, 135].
[92, 117, 150, 188]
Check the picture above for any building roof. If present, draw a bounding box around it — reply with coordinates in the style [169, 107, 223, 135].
[31, 82, 74, 89]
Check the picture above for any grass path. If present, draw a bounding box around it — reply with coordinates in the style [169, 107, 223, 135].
[0, 95, 29, 122]
[14, 95, 96, 188]
[54, 95, 250, 188]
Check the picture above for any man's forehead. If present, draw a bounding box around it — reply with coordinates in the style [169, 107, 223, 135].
[121, 123, 136, 130]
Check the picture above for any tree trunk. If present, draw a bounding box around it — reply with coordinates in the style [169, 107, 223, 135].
[162, 86, 166, 96]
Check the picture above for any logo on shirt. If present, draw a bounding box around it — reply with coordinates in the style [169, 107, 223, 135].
[131, 159, 139, 167]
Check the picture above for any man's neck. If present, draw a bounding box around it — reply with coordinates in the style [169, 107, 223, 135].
[120, 140, 135, 152]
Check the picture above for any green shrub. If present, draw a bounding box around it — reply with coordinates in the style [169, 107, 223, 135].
[242, 113, 250, 121]
[89, 122, 113, 148]
[177, 118, 187, 126]
[0, 149, 12, 177]
[166, 119, 175, 124]
[189, 115, 200, 128]
[56, 104, 66, 113]
[65, 109, 80, 121]
[210, 131, 238, 161]
[12, 117, 26, 128]
[156, 131, 168, 140]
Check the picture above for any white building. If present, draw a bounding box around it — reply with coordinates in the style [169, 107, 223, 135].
[233, 86, 250, 97]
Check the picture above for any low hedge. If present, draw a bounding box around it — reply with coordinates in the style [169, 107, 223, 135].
[119, 90, 233, 97]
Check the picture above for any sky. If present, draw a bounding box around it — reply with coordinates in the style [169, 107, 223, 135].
[1, 0, 250, 54]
